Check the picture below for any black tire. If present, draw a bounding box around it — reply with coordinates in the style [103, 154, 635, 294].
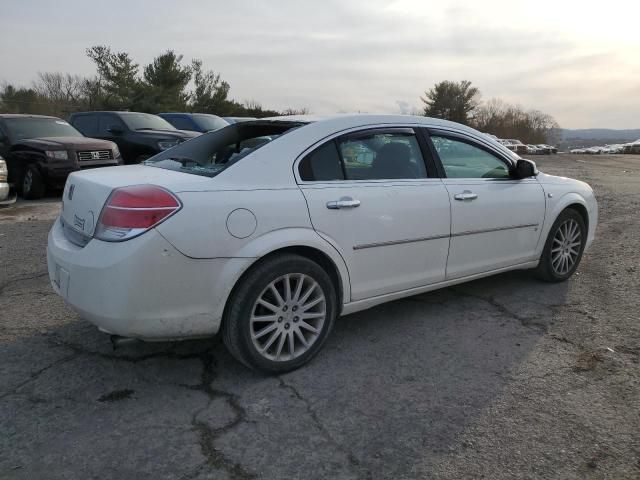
[22, 165, 45, 199]
[222, 253, 338, 373]
[534, 208, 587, 282]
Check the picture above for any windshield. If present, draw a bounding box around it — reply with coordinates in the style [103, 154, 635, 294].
[120, 113, 176, 131]
[193, 114, 229, 131]
[5, 118, 83, 140]
[144, 121, 304, 178]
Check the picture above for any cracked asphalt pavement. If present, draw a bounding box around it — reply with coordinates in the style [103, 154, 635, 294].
[1, 154, 639, 479]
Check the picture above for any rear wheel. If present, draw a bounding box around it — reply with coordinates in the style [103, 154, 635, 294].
[222, 254, 337, 373]
[535, 209, 586, 282]
[22, 165, 45, 199]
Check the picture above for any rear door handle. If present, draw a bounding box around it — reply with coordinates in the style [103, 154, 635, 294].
[454, 190, 478, 201]
[326, 197, 361, 209]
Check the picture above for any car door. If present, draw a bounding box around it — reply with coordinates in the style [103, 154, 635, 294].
[97, 114, 132, 160]
[297, 127, 451, 301]
[427, 130, 546, 279]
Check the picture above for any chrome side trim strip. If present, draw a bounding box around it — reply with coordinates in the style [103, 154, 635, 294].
[353, 234, 449, 250]
[353, 223, 539, 250]
[451, 223, 539, 237]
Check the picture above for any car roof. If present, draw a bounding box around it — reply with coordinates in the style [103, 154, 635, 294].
[69, 111, 159, 116]
[158, 112, 221, 116]
[0, 114, 60, 120]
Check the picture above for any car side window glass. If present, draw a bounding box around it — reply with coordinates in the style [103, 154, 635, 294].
[299, 141, 344, 181]
[336, 132, 427, 180]
[98, 115, 126, 135]
[71, 115, 98, 136]
[431, 136, 511, 179]
[167, 116, 194, 131]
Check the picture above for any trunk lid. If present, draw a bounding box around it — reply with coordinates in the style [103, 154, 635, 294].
[61, 165, 210, 238]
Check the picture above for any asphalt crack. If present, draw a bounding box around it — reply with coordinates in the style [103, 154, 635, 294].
[0, 353, 78, 400]
[186, 352, 255, 480]
[278, 376, 371, 479]
[0, 271, 49, 297]
[449, 287, 550, 331]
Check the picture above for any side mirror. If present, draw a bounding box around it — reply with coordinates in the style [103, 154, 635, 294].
[514, 158, 538, 179]
[107, 125, 124, 134]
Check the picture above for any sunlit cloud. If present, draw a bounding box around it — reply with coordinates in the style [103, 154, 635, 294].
[1, 0, 639, 128]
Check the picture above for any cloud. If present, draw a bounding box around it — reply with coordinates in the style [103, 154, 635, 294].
[0, 0, 639, 128]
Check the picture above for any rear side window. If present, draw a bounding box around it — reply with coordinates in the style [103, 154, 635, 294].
[71, 115, 98, 136]
[338, 131, 427, 180]
[299, 129, 428, 182]
[299, 142, 344, 181]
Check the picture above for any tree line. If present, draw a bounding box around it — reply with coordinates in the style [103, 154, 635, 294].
[0, 48, 559, 143]
[0, 46, 308, 118]
[421, 80, 560, 144]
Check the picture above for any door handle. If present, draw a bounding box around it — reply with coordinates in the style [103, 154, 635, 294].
[326, 196, 361, 209]
[454, 190, 478, 201]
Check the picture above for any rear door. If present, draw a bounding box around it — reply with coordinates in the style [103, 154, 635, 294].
[427, 130, 545, 279]
[297, 127, 451, 301]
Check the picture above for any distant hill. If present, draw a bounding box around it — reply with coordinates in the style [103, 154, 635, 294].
[559, 129, 640, 149]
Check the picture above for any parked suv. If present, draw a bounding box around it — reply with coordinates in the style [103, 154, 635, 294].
[0, 114, 121, 199]
[158, 112, 228, 133]
[69, 111, 200, 164]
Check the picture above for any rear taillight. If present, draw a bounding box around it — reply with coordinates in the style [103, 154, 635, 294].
[95, 185, 181, 241]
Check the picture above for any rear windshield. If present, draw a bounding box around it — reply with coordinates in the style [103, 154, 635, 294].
[5, 117, 83, 140]
[121, 113, 176, 131]
[144, 121, 304, 178]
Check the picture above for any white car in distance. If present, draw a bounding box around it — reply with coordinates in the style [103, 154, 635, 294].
[47, 115, 598, 372]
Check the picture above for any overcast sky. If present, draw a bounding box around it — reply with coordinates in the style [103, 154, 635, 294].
[1, 0, 639, 128]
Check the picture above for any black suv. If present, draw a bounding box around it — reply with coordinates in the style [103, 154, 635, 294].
[69, 111, 200, 164]
[0, 114, 121, 199]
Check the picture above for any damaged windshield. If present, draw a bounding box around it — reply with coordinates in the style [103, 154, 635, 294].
[144, 121, 305, 178]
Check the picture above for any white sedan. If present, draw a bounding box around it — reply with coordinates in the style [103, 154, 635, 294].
[47, 115, 597, 372]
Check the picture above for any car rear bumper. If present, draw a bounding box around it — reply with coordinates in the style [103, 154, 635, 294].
[47, 217, 253, 340]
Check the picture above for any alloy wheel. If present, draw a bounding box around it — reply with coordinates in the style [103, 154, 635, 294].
[250, 273, 326, 362]
[551, 218, 582, 275]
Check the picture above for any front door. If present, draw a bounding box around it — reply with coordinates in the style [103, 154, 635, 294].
[428, 131, 546, 279]
[297, 128, 451, 301]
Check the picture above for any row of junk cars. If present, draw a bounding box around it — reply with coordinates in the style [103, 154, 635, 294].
[484, 134, 558, 155]
[569, 140, 640, 155]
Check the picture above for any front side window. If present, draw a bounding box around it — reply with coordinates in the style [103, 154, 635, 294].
[431, 136, 511, 179]
[4, 117, 83, 140]
[98, 114, 127, 135]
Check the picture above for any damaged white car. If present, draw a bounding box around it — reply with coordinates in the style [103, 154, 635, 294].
[48, 115, 598, 372]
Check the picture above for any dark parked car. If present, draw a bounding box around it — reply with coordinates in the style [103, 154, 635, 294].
[223, 117, 257, 124]
[68, 111, 200, 164]
[0, 114, 121, 199]
[158, 113, 229, 133]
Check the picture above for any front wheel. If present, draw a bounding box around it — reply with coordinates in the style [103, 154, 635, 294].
[222, 254, 338, 373]
[535, 209, 587, 282]
[22, 165, 45, 199]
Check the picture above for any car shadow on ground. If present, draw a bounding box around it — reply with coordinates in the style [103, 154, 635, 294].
[1, 270, 569, 479]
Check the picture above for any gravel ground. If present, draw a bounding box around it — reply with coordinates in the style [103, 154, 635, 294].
[0, 154, 638, 479]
